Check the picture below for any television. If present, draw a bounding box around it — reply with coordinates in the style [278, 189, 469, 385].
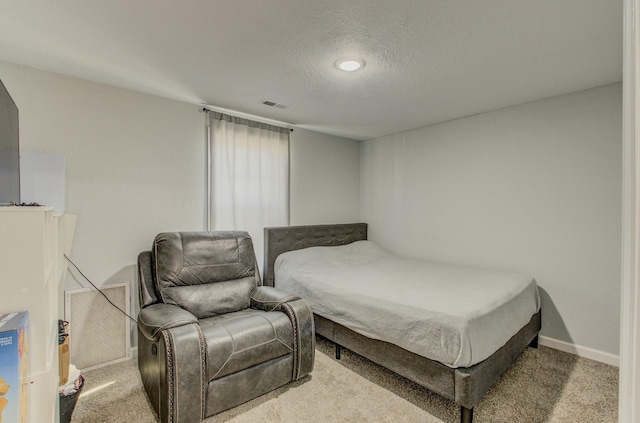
[0, 78, 20, 206]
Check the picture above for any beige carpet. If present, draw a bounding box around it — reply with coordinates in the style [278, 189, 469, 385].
[70, 338, 618, 423]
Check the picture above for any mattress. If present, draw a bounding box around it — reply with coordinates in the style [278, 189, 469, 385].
[275, 241, 540, 368]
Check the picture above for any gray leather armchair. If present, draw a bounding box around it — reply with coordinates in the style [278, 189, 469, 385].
[136, 231, 315, 423]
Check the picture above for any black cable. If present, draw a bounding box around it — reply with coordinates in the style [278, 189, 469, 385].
[63, 254, 137, 324]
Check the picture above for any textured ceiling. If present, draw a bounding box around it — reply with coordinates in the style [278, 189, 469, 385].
[0, 0, 623, 140]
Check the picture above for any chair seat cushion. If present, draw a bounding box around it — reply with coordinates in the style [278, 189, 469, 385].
[200, 309, 294, 381]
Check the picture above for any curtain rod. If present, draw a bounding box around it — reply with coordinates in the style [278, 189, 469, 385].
[202, 107, 293, 132]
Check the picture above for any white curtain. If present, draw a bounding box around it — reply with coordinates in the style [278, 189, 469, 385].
[209, 111, 289, 276]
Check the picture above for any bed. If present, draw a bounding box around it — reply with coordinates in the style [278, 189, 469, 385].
[264, 223, 541, 423]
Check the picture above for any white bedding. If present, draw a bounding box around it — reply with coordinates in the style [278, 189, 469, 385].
[275, 241, 540, 368]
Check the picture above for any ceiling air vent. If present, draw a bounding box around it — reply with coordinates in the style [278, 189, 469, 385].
[260, 99, 287, 109]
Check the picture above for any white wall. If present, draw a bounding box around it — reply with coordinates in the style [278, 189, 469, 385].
[0, 61, 622, 361]
[0, 62, 207, 292]
[290, 128, 360, 225]
[0, 61, 362, 353]
[361, 84, 622, 358]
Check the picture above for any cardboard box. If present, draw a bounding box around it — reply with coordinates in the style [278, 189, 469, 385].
[58, 337, 69, 386]
[0, 312, 28, 423]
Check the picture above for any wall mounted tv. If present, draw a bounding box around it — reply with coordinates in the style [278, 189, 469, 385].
[0, 78, 20, 205]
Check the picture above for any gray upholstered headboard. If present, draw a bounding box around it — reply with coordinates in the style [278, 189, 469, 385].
[263, 223, 368, 287]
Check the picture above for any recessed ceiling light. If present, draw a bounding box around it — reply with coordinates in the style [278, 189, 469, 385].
[335, 58, 365, 72]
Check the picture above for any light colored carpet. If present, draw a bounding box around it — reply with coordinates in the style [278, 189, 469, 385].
[70, 338, 618, 423]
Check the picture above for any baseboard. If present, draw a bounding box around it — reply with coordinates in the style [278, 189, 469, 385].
[539, 336, 619, 367]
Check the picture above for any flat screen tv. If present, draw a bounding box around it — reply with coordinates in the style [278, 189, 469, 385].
[0, 78, 20, 205]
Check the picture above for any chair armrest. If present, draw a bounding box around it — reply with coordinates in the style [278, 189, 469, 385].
[251, 286, 315, 379]
[250, 286, 301, 312]
[138, 303, 198, 341]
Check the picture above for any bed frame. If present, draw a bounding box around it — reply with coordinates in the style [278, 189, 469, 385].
[264, 223, 541, 423]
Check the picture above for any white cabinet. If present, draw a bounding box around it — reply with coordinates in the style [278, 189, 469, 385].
[0, 207, 76, 423]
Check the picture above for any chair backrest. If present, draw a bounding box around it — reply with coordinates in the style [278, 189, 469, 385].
[151, 231, 261, 318]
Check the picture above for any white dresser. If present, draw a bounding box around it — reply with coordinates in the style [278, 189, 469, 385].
[0, 207, 76, 423]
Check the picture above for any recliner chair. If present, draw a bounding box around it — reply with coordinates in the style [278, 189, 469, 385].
[136, 231, 315, 423]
